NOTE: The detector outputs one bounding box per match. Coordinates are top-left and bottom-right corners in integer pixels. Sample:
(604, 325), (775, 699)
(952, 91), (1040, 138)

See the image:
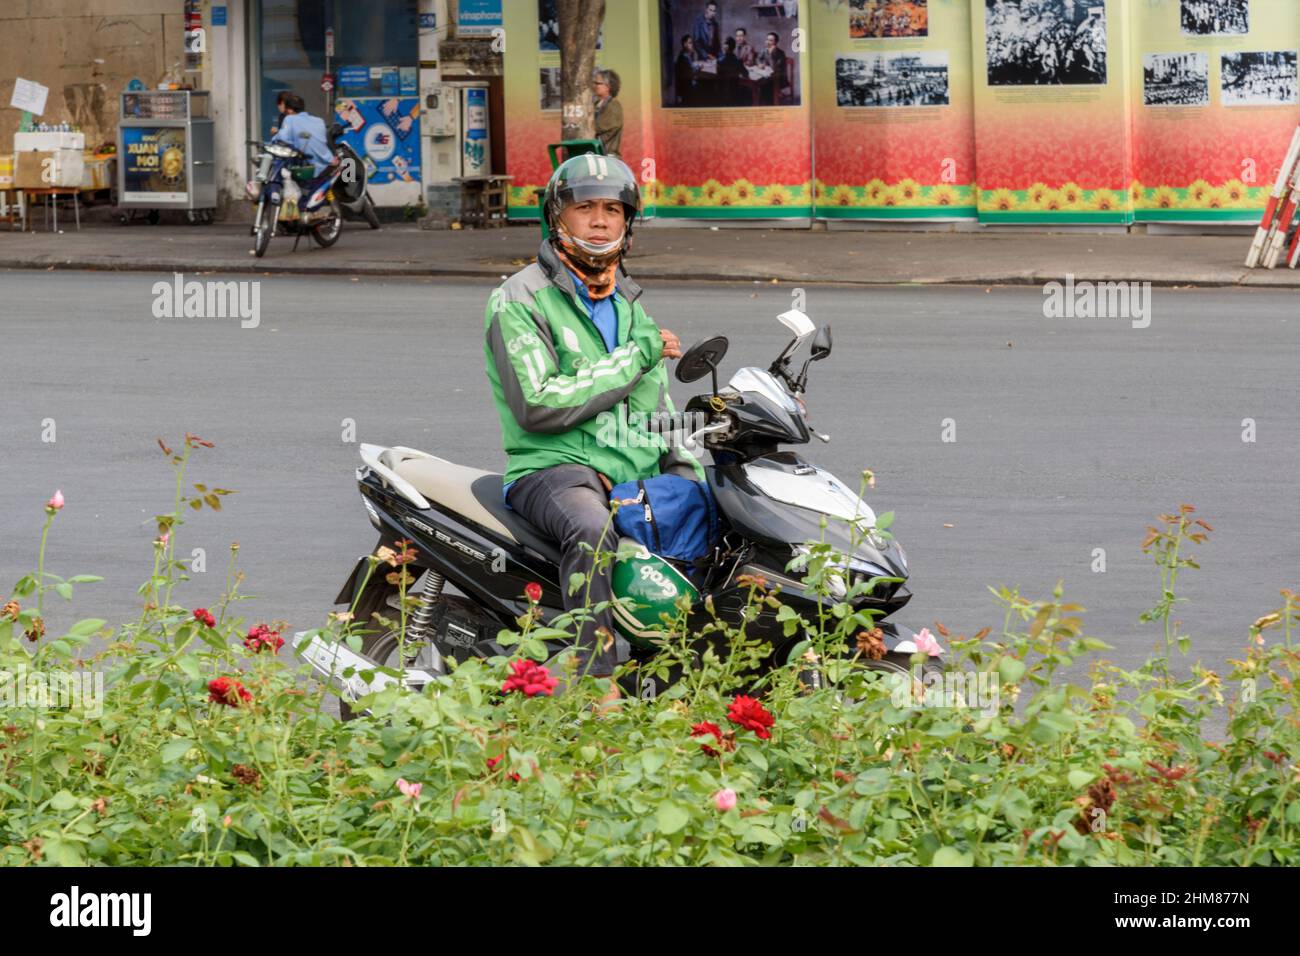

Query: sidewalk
(1, 219), (1296, 288)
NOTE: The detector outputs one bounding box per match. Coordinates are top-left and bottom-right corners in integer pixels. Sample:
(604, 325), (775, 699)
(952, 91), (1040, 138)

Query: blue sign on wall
(212, 5), (227, 26)
(337, 66), (371, 91)
(458, 0), (502, 37)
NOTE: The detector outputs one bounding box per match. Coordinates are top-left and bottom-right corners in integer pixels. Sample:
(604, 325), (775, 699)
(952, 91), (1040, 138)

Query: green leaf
(1067, 769), (1096, 790)
(176, 656), (202, 680)
(67, 618), (107, 637)
(874, 511), (894, 531)
(55, 582), (74, 601)
(67, 575), (103, 584)
(743, 824), (782, 847)
(161, 738), (193, 762)
(931, 846), (973, 867)
(998, 657), (1026, 684)
(232, 851), (261, 867)
(656, 801), (690, 835)
(49, 789), (79, 811)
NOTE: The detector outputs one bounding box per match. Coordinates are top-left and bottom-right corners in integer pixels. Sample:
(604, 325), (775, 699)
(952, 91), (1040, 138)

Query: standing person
(692, 1), (722, 61)
(592, 69), (623, 158)
(483, 155), (697, 683)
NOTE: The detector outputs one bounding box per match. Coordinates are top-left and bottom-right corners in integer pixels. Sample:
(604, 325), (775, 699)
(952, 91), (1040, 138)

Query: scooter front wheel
(252, 202), (272, 258)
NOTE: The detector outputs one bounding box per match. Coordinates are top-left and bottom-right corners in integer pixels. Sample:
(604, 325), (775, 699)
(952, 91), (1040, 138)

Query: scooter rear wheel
(310, 204), (342, 247)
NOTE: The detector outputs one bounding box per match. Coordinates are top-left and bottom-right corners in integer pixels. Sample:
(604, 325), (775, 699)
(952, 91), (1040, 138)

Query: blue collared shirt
(272, 112), (334, 175)
(569, 270), (620, 352)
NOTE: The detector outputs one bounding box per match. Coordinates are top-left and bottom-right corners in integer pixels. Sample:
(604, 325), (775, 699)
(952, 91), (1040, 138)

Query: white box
(14, 131), (86, 152)
(14, 149), (84, 189)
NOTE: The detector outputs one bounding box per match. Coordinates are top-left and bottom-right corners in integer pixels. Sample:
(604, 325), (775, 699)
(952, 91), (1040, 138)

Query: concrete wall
(0, 1), (186, 153)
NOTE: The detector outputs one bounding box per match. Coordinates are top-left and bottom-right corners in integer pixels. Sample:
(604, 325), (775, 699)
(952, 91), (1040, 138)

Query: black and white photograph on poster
(1143, 52), (1209, 106)
(836, 52), (950, 107)
(1181, 0), (1249, 37)
(659, 0), (802, 108)
(539, 0), (602, 51)
(985, 0), (1108, 87)
(848, 0), (929, 39)
(1221, 50), (1298, 106)
(539, 67), (562, 111)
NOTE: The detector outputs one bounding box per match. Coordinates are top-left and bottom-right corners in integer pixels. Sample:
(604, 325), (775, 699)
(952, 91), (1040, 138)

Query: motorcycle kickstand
(291, 229), (303, 252)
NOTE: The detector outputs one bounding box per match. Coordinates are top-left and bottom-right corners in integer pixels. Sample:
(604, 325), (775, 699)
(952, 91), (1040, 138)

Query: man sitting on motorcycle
(272, 93), (336, 221)
(484, 154), (701, 681)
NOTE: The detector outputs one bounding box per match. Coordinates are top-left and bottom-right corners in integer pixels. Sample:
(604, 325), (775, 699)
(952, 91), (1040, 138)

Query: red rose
(193, 608), (216, 628)
(524, 582), (543, 603)
(208, 676), (252, 707)
(690, 721), (724, 757)
(487, 755), (522, 781)
(244, 624), (284, 654)
(726, 695), (775, 740)
(501, 658), (558, 697)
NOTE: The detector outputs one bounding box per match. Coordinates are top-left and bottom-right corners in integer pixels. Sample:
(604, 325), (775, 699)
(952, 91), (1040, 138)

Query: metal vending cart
(116, 90), (216, 224)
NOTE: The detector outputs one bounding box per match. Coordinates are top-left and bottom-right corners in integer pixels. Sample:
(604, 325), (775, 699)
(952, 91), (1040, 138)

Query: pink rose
(914, 627), (944, 658)
(396, 778), (422, 802)
(46, 490), (64, 511)
(713, 788), (737, 812)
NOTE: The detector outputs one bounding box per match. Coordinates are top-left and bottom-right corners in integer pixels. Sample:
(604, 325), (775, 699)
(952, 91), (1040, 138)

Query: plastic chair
(539, 139), (606, 238)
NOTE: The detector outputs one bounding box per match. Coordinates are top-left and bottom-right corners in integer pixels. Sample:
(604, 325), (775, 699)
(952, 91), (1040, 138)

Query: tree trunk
(556, 0), (605, 141)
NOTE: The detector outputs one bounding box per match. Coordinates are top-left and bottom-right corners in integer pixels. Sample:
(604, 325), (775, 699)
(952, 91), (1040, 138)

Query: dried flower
(856, 627), (887, 660)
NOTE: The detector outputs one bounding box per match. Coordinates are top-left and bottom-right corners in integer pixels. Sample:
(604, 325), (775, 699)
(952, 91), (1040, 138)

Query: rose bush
(1, 440), (1297, 866)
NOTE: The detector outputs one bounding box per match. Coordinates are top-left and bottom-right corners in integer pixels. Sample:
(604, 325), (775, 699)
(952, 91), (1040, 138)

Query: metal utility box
(116, 90), (216, 220)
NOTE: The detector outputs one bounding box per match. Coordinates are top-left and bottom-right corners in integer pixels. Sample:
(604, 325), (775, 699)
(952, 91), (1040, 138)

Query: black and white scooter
(296, 311), (940, 715)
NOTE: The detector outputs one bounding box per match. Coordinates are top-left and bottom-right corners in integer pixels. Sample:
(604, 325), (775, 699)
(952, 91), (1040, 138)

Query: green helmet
(543, 153), (641, 241)
(610, 542), (699, 648)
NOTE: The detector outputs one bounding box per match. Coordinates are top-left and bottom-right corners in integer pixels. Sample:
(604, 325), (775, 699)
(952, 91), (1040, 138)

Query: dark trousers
(507, 464), (620, 676)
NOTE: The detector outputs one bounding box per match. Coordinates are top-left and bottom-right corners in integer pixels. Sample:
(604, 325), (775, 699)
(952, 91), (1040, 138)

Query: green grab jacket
(484, 241), (701, 488)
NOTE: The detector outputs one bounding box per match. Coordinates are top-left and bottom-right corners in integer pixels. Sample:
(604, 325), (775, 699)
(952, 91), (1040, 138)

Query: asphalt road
(2, 270), (1297, 683)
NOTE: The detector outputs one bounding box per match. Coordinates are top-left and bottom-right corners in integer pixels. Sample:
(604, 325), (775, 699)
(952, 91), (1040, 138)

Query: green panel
(817, 206), (978, 220)
(977, 211), (1134, 225)
(1134, 209), (1261, 222)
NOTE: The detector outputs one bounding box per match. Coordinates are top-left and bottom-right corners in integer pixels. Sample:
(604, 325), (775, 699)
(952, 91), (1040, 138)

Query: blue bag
(609, 474), (719, 563)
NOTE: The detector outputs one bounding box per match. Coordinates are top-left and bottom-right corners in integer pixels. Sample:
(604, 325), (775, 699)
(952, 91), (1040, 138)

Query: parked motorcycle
(295, 310), (941, 717)
(245, 123), (377, 258)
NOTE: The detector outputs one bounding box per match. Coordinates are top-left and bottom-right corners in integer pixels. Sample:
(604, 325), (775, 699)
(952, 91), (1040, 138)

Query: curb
(1, 257), (1296, 289)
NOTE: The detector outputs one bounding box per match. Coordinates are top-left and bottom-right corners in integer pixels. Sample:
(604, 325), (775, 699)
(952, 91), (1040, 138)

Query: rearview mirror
(676, 335), (729, 386)
(811, 324), (832, 361)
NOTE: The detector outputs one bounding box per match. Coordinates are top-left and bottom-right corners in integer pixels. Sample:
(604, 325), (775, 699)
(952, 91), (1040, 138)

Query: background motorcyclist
(272, 94), (337, 221)
(483, 154), (699, 683)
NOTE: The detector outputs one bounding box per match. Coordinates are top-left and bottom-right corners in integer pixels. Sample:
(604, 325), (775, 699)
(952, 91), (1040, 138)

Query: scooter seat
(469, 475), (563, 566)
(388, 451), (561, 564)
